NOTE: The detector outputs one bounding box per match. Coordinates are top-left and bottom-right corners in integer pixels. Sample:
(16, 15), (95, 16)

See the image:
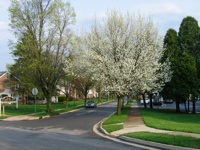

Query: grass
(102, 100), (132, 133)
(103, 124), (123, 133)
(3, 104), (47, 116)
(120, 107), (200, 149)
(103, 107), (131, 125)
(123, 132), (200, 149)
(102, 101), (200, 149)
(140, 108), (200, 134)
(0, 98), (109, 118)
(2, 101), (85, 116)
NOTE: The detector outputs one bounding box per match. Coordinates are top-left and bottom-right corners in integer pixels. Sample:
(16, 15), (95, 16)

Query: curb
(117, 136), (197, 150)
(99, 119), (198, 150)
(99, 114), (118, 138)
(97, 108), (199, 150)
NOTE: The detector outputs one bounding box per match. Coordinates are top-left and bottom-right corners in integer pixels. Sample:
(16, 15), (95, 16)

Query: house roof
(0, 71), (8, 78)
(0, 71), (19, 81)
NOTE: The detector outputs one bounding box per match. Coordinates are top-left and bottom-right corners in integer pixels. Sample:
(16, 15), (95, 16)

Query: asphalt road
(0, 101), (150, 150)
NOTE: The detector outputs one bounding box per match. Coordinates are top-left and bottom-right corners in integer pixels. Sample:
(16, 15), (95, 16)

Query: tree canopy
(9, 0), (76, 113)
(83, 10), (171, 114)
(161, 17), (200, 113)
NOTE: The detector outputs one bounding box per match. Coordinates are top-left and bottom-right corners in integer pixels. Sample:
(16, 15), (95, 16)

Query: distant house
(59, 85), (98, 100)
(0, 71), (19, 99)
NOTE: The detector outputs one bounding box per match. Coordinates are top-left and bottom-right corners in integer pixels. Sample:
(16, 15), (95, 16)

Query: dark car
(86, 100), (97, 108)
(152, 96), (162, 106)
(153, 100), (162, 106)
(163, 99), (173, 104)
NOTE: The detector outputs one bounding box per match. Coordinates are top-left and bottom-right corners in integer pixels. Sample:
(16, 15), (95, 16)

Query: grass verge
(102, 100), (132, 133)
(120, 107), (200, 149)
(123, 131), (200, 149)
(0, 98), (109, 119)
(102, 101), (200, 149)
(140, 108), (200, 134)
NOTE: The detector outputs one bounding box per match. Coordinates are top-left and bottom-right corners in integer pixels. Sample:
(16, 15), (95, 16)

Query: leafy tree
(161, 28), (199, 113)
(74, 76), (94, 106)
(178, 16), (199, 54)
(8, 0), (76, 113)
(161, 29), (181, 112)
(178, 16), (200, 113)
(83, 10), (171, 114)
(58, 75), (75, 109)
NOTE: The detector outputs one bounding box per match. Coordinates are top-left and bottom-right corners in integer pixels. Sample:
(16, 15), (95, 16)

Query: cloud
(162, 3), (182, 14)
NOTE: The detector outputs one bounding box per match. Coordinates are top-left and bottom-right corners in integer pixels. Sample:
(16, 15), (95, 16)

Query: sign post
(32, 88), (38, 113)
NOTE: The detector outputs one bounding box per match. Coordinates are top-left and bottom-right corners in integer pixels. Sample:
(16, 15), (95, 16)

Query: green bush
(58, 95), (77, 102)
(69, 96), (76, 101)
(58, 95), (65, 102)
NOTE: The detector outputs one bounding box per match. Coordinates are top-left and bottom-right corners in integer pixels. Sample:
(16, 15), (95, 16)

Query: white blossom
(82, 10), (171, 96)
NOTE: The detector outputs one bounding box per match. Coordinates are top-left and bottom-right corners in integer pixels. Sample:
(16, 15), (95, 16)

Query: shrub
(58, 95), (65, 102)
(69, 96), (76, 101)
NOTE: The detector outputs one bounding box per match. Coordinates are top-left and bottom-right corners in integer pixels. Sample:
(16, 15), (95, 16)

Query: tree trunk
(46, 94), (52, 114)
(142, 94), (147, 108)
(117, 95), (122, 115)
(149, 93), (153, 109)
(122, 97), (125, 109)
(107, 93), (109, 101)
(184, 101), (187, 113)
(98, 92), (101, 103)
(22, 95), (26, 104)
(84, 90), (87, 107)
(65, 94), (69, 109)
(176, 100), (180, 113)
(187, 99), (190, 113)
(192, 100), (196, 114)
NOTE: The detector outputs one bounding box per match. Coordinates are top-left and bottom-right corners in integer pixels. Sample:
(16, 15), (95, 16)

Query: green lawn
(140, 108), (200, 134)
(121, 108), (200, 149)
(123, 132), (200, 149)
(0, 98), (109, 118)
(102, 100), (132, 133)
(102, 102), (200, 149)
(103, 124), (123, 133)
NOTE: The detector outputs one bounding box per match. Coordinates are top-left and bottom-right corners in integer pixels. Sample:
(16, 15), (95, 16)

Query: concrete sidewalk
(2, 115), (39, 121)
(107, 101), (200, 150)
(111, 101), (200, 138)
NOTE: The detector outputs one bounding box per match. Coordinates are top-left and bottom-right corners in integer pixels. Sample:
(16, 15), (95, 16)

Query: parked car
(140, 98), (150, 105)
(163, 99), (173, 104)
(152, 96), (162, 106)
(86, 100), (97, 108)
(153, 100), (162, 106)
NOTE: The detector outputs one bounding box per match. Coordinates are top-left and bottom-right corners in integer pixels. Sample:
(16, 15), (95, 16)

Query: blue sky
(1, 0), (200, 71)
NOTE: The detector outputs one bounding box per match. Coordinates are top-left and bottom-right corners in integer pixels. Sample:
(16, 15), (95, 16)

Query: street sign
(32, 88), (38, 113)
(32, 88), (38, 95)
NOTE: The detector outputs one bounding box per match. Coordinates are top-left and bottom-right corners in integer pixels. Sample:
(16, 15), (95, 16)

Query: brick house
(0, 71), (19, 99)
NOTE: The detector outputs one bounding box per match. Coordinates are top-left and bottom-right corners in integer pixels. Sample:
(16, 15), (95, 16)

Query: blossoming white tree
(83, 10), (171, 114)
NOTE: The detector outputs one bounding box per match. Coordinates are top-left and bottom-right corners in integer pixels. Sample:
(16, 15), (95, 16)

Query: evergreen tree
(162, 27), (200, 113)
(161, 29), (182, 112)
(178, 16), (200, 113)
